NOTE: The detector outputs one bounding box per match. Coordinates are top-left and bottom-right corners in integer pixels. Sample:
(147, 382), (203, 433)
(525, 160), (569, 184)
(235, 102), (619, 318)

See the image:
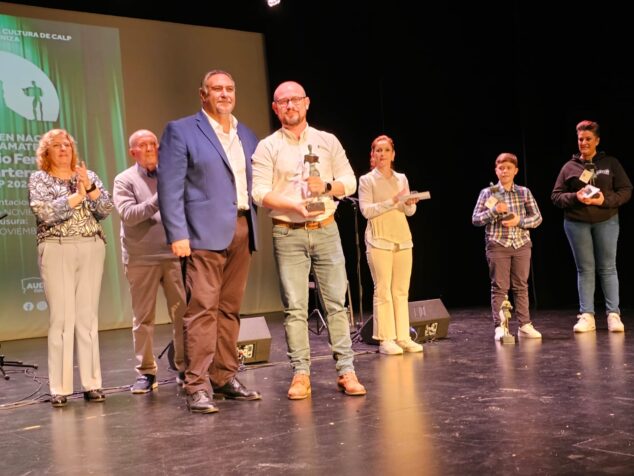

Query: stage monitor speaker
(408, 299), (450, 343)
(237, 316), (272, 364)
(165, 315), (272, 368)
(360, 298), (450, 345)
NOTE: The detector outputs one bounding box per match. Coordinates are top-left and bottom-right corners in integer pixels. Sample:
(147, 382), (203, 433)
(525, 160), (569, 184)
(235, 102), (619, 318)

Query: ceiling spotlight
(267, 0), (281, 6)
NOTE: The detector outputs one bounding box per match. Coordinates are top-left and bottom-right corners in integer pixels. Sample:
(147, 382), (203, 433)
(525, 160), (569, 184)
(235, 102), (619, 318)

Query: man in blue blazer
(157, 70), (261, 413)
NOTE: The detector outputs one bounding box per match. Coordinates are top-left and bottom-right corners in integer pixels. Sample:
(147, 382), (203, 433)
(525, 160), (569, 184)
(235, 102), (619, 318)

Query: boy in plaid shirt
(472, 153), (543, 340)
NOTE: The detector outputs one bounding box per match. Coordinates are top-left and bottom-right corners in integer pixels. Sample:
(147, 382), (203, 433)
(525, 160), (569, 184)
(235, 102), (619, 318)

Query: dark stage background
(9, 0), (633, 313)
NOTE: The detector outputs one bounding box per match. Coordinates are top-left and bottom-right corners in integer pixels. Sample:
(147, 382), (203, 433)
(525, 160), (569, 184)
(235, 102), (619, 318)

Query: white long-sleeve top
(252, 125), (356, 222)
(358, 168), (416, 250)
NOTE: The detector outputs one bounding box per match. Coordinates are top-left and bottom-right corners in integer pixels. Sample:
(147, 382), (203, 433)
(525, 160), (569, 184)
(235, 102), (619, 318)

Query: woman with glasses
(28, 128), (113, 407)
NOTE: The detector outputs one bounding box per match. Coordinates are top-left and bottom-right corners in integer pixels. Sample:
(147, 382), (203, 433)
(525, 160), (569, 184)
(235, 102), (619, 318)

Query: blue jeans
(563, 215), (620, 315)
(272, 222), (355, 376)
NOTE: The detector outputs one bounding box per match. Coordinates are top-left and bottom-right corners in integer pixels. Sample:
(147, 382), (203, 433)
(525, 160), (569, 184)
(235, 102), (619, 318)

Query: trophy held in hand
(579, 162), (600, 198)
(486, 182), (515, 221)
(304, 145), (325, 213)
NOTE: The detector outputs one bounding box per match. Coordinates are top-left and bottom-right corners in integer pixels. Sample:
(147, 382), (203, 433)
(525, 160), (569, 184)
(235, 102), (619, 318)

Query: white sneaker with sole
(379, 339), (403, 355)
(574, 313), (596, 333)
(607, 313), (625, 332)
(519, 323), (542, 339)
(494, 326), (505, 341)
(396, 339), (423, 353)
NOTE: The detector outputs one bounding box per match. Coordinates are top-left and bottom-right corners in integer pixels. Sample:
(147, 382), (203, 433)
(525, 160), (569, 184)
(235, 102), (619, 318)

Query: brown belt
(272, 214), (335, 230)
(237, 209), (249, 217)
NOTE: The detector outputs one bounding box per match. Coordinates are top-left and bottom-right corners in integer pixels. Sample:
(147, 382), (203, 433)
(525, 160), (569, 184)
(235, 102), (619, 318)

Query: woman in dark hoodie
(552, 120), (632, 333)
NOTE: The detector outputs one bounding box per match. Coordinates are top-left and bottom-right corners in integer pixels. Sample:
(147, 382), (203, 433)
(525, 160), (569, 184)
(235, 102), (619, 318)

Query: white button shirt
(252, 125), (356, 222)
(203, 110), (249, 210)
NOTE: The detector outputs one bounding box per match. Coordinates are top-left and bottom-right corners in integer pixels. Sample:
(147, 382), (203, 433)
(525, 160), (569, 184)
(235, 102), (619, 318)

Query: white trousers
(366, 246), (413, 341)
(38, 236), (105, 396)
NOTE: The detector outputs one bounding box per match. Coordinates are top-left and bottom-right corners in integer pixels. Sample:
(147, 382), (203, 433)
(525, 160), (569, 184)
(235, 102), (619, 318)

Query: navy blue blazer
(157, 111), (258, 252)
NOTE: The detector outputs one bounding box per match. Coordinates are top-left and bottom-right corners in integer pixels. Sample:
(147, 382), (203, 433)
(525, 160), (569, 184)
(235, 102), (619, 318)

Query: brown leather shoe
(287, 373), (311, 400)
(337, 372), (367, 396)
(186, 390), (219, 413)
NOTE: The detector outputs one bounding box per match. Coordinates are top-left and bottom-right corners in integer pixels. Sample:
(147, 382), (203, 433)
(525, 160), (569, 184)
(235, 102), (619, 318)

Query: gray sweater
(113, 164), (176, 265)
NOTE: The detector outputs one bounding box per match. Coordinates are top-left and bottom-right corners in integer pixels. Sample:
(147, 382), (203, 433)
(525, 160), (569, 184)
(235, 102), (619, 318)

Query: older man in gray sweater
(113, 129), (185, 393)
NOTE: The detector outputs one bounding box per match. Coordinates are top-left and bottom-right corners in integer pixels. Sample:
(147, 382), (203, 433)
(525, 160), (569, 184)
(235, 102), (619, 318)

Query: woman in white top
(358, 135), (422, 355)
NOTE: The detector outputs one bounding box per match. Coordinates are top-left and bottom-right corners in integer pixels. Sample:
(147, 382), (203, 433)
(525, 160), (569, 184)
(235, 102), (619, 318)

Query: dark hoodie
(551, 151), (632, 223)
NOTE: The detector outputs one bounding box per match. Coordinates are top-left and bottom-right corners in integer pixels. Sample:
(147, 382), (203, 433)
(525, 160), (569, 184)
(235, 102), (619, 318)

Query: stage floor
(1, 308), (633, 475)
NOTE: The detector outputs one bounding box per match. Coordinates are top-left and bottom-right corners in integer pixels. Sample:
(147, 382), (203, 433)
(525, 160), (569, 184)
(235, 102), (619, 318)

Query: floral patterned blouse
(28, 170), (114, 244)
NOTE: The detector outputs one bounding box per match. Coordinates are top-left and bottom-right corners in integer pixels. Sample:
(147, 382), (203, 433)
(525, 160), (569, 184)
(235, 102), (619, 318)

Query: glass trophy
(304, 145), (325, 213)
(488, 182), (515, 221)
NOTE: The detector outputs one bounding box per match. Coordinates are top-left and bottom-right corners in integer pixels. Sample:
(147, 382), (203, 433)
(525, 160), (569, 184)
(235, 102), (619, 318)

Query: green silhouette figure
(22, 80), (44, 120)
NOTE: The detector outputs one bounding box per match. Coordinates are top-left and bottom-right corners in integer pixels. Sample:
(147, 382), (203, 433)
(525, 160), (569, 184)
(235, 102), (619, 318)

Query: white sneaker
(519, 323), (542, 339)
(607, 313), (625, 332)
(396, 339), (423, 353)
(494, 326), (505, 341)
(379, 339), (403, 355)
(574, 313), (596, 333)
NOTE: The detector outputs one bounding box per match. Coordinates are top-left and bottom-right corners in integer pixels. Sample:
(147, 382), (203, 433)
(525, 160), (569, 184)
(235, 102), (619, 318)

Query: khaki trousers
(125, 260), (185, 376)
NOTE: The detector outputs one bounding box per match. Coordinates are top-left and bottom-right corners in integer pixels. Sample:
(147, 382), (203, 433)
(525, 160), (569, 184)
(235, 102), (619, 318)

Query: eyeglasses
(50, 141), (71, 149)
(275, 96), (306, 108)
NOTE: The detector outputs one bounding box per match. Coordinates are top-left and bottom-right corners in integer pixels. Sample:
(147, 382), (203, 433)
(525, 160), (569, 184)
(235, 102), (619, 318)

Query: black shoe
(176, 371), (185, 386)
(51, 395), (67, 407)
(83, 389), (106, 402)
(186, 390), (219, 413)
(213, 377), (262, 401)
(131, 374), (157, 394)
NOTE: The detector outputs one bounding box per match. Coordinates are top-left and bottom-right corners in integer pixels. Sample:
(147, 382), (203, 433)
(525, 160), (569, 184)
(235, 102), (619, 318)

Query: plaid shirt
(472, 182), (542, 248)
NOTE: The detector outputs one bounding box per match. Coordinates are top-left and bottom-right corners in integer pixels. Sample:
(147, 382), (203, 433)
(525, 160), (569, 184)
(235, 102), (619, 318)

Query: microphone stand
(342, 198), (364, 341)
(0, 344), (38, 380)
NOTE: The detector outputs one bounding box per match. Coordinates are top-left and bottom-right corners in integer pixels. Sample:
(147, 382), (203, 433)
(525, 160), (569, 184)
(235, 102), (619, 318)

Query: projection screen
(0, 2), (280, 340)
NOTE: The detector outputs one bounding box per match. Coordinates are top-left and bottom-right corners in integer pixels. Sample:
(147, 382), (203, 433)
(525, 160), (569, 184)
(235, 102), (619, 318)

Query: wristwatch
(86, 182), (97, 193)
(324, 182), (332, 194)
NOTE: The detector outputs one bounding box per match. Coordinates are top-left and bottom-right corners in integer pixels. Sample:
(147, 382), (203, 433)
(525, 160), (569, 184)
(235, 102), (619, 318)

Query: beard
(281, 110), (304, 127)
